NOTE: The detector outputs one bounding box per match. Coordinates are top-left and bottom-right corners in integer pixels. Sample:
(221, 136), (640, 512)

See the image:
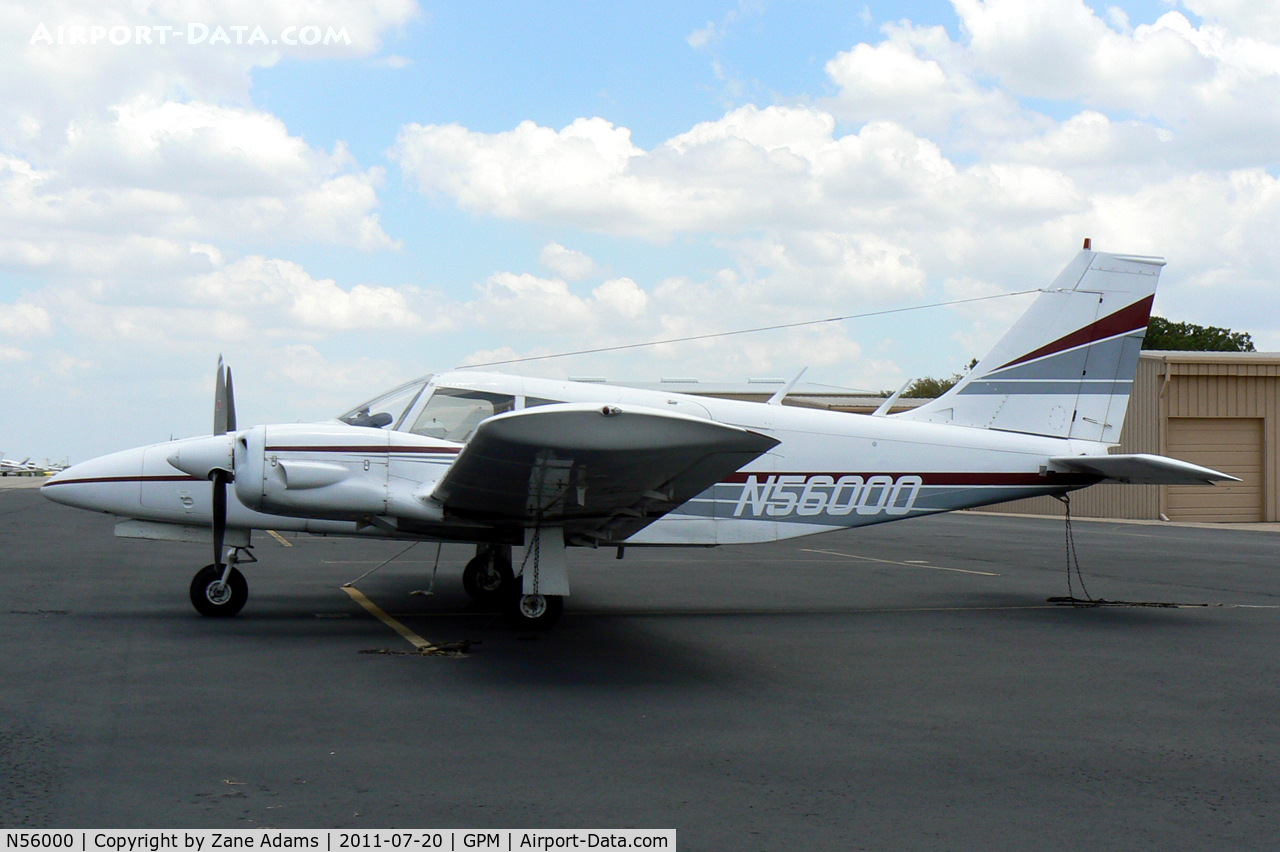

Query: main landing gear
(462, 546), (515, 607)
(189, 547), (254, 617)
(461, 544), (564, 630)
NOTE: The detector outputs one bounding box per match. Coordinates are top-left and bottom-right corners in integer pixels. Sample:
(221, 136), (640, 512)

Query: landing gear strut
(462, 546), (514, 607)
(503, 527), (566, 629)
(189, 547), (253, 617)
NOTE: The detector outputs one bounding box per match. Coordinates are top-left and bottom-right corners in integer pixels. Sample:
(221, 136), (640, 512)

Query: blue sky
(3, 0), (1278, 461)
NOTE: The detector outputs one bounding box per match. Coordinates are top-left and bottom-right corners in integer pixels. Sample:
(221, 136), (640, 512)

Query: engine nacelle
(234, 423), (454, 522)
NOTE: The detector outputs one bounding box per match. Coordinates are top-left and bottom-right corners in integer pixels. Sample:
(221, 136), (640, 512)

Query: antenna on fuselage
(873, 378), (912, 417)
(767, 366), (808, 406)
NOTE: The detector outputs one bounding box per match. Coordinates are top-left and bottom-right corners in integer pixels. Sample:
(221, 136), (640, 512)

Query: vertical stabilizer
(898, 250), (1164, 442)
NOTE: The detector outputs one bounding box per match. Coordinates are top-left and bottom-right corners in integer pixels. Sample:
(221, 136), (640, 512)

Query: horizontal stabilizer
(1047, 454), (1239, 485)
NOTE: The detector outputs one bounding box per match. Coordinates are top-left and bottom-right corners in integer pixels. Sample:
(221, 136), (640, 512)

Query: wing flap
(430, 403), (778, 538)
(1048, 453), (1240, 485)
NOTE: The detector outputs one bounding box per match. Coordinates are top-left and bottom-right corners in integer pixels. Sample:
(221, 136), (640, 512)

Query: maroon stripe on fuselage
(265, 445), (461, 454)
(996, 294), (1154, 371)
(720, 471), (1098, 486)
(42, 474), (202, 487)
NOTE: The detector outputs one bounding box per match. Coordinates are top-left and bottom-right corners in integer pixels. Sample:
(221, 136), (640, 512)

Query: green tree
(897, 359), (978, 398)
(1142, 316), (1255, 352)
(902, 374), (962, 398)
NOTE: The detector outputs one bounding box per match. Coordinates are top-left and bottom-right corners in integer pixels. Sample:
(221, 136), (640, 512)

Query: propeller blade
(214, 356), (228, 436)
(224, 367), (237, 433)
(212, 469), (228, 570)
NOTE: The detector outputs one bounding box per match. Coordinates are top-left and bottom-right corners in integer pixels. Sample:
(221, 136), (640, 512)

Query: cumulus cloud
(465, 271), (652, 339)
(10, 98), (394, 267)
(2, 0), (419, 150)
(470, 272), (596, 334)
(0, 345), (32, 362)
(951, 1), (1280, 167)
(0, 301), (52, 336)
(392, 0), (1280, 362)
(0, 0), (425, 460)
(1183, 0), (1280, 43)
(0, 108), (394, 328)
(821, 3), (1280, 172)
(954, 1), (1213, 105)
(392, 107), (946, 241)
(44, 259), (424, 352)
(591, 277), (647, 319)
(0, 1), (405, 314)
(190, 256), (419, 332)
(13, 0), (1280, 459)
(687, 21), (722, 49)
(539, 243), (598, 280)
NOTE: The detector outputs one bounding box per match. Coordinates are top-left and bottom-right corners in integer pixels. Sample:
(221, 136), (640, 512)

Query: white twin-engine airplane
(2, 455), (41, 476)
(43, 249), (1236, 628)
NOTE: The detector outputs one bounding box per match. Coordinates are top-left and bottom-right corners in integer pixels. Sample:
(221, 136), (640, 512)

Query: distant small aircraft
(1, 455), (45, 476)
(43, 248), (1235, 628)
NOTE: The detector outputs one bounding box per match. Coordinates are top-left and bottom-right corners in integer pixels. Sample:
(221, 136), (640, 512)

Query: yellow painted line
(801, 548), (1000, 577)
(267, 530), (293, 547)
(341, 586), (438, 653)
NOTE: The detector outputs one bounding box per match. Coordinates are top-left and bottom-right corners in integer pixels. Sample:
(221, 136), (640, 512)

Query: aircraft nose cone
(40, 447), (146, 513)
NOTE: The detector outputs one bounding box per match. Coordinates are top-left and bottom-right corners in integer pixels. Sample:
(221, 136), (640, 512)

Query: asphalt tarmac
(2, 483), (1279, 850)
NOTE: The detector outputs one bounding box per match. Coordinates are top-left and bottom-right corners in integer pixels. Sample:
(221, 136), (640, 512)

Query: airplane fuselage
(44, 371), (1104, 547)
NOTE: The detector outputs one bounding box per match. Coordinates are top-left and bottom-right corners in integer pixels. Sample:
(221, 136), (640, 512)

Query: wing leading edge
(429, 403), (780, 543)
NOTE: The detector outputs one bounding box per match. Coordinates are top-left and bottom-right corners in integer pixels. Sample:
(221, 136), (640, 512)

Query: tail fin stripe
(959, 380), (1132, 396)
(984, 332), (1138, 381)
(996, 294), (1153, 370)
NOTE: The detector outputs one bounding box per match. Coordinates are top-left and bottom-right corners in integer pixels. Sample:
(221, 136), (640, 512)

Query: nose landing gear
(189, 546), (254, 617)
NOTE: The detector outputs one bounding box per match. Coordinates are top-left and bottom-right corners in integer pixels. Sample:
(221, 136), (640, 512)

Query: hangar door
(1166, 417), (1264, 522)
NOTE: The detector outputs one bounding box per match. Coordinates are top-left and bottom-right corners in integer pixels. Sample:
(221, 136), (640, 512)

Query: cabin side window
(409, 388), (516, 442)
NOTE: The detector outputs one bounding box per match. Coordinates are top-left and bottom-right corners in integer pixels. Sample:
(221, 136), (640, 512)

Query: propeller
(212, 356), (236, 573)
(165, 358), (240, 576)
(214, 355), (236, 435)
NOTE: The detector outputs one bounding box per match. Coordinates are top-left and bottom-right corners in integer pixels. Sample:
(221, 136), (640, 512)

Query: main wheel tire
(462, 551), (514, 607)
(189, 564), (248, 617)
(504, 592), (563, 630)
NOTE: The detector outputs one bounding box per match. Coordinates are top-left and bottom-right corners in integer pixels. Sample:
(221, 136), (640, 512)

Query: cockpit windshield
(337, 377), (431, 429)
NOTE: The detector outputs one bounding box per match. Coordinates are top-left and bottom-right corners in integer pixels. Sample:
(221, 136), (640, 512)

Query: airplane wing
(428, 403), (779, 543)
(1047, 453), (1239, 485)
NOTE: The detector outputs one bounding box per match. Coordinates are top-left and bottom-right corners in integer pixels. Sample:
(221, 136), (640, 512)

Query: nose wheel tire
(505, 592), (563, 630)
(190, 564), (248, 617)
(462, 551), (514, 607)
